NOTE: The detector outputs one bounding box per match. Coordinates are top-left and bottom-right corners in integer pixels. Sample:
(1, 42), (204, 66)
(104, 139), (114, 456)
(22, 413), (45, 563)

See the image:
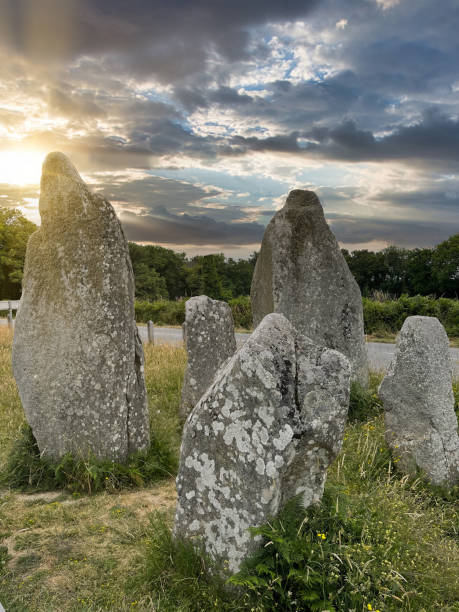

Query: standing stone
(180, 295), (236, 420)
(174, 313), (350, 573)
(251, 189), (368, 386)
(12, 152), (150, 462)
(379, 316), (459, 487)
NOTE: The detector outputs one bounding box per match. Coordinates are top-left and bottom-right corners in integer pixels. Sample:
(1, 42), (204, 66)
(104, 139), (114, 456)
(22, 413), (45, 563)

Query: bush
(134, 295), (459, 337)
(135, 296), (254, 330)
(229, 295), (252, 329)
(231, 418), (459, 611)
(135, 299), (186, 326)
(363, 295), (459, 337)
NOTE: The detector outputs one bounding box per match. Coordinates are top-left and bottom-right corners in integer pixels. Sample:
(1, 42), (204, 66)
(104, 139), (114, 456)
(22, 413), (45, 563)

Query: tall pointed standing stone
(379, 316), (459, 487)
(12, 152), (150, 462)
(251, 189), (368, 386)
(180, 295), (236, 420)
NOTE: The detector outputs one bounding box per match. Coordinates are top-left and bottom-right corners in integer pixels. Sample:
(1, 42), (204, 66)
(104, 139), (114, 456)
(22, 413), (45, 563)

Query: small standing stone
(379, 316), (459, 487)
(180, 295), (236, 420)
(174, 313), (350, 573)
(251, 189), (368, 386)
(12, 152), (150, 462)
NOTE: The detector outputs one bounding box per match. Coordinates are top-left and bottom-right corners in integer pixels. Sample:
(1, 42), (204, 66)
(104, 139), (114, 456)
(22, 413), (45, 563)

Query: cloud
(0, 0), (320, 81)
(119, 208), (265, 246)
(228, 111), (459, 170)
(0, 183), (39, 207)
(328, 213), (454, 249)
(0, 0), (459, 252)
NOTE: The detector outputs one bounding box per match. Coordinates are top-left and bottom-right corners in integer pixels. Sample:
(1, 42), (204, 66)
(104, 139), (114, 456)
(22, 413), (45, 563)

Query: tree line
(130, 236), (459, 301)
(0, 207), (458, 300)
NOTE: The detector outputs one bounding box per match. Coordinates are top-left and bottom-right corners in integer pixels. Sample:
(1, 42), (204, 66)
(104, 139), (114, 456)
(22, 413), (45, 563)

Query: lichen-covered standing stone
(12, 152), (150, 462)
(251, 189), (368, 386)
(180, 295), (236, 420)
(379, 316), (459, 486)
(174, 313), (350, 573)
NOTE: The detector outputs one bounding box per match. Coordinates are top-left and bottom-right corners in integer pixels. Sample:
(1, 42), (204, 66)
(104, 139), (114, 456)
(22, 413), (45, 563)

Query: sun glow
(0, 150), (46, 186)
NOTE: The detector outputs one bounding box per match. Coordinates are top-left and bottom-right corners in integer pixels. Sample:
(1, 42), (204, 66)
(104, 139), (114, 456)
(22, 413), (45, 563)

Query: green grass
(348, 372), (384, 423)
(1, 327), (458, 611)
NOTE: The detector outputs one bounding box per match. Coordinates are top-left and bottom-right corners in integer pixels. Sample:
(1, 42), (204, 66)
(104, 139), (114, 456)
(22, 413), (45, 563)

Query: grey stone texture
(12, 152), (150, 462)
(251, 189), (368, 386)
(180, 295), (236, 420)
(174, 313), (350, 573)
(379, 316), (459, 487)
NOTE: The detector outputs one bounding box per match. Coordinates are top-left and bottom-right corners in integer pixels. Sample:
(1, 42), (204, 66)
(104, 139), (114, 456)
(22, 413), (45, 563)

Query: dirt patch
(17, 491), (63, 503)
(113, 479), (177, 517)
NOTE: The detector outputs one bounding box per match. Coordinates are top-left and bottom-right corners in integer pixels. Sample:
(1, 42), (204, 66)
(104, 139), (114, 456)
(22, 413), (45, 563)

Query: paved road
(136, 324), (459, 376)
(2, 319), (458, 375)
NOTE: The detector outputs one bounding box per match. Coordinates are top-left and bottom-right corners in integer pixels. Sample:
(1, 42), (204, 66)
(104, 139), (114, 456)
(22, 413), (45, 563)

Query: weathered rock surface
(174, 313), (350, 573)
(379, 316), (459, 486)
(251, 189), (368, 386)
(12, 152), (150, 462)
(180, 295), (236, 420)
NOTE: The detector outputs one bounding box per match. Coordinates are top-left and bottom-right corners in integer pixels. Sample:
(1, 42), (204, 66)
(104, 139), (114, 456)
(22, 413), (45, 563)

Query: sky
(0, 0), (458, 257)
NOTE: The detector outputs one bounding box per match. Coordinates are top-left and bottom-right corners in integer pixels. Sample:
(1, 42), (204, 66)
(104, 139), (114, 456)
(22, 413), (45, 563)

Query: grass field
(0, 327), (458, 611)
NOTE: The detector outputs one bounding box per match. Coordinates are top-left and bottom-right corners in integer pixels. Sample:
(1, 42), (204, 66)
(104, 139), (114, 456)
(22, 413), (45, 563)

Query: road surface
(137, 325), (459, 376)
(2, 319), (458, 375)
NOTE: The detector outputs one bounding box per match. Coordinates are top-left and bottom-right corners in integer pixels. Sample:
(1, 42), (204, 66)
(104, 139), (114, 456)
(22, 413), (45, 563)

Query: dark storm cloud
(92, 174), (219, 211)
(370, 189), (459, 213)
(230, 111), (459, 168)
(327, 213), (455, 249)
(47, 87), (103, 119)
(0, 0), (320, 80)
(119, 208), (265, 246)
(1, 0), (459, 251)
(309, 111), (459, 167)
(87, 171), (270, 246)
(91, 171), (272, 225)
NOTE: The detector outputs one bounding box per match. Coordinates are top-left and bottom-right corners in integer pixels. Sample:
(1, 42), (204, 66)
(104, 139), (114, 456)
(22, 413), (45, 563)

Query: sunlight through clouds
(0, 151), (46, 186)
(0, 0), (457, 254)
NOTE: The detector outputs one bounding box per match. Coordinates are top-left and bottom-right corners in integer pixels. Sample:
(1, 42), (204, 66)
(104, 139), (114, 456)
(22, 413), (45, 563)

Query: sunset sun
(0, 150), (46, 186)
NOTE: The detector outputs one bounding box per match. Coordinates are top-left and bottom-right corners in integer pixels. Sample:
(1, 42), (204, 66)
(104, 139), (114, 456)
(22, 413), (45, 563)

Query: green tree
(405, 248), (435, 295)
(224, 253), (257, 297)
(432, 234), (459, 297)
(380, 246), (409, 295)
(128, 243), (188, 300)
(0, 207), (37, 299)
(186, 254), (230, 300)
(134, 263), (168, 300)
(343, 249), (387, 296)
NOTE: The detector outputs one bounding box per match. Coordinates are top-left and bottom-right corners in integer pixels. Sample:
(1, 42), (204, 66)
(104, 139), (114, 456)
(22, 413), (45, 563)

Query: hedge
(135, 295), (459, 336)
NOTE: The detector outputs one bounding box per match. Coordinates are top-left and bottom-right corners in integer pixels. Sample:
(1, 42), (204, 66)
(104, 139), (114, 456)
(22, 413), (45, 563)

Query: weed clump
(2, 422), (177, 494)
(229, 418), (459, 611)
(348, 371), (383, 422)
(140, 512), (246, 611)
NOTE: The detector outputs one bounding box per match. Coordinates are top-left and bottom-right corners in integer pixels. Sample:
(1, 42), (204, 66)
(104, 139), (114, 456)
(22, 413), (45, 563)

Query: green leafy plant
(140, 512), (246, 611)
(348, 373), (383, 423)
